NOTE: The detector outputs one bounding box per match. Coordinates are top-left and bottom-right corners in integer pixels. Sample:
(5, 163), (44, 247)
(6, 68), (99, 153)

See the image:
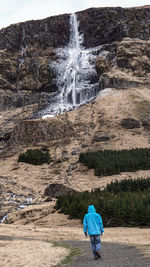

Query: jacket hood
(88, 205), (96, 213)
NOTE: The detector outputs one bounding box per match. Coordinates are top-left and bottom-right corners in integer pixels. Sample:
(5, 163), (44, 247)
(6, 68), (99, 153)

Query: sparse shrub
(18, 148), (52, 165)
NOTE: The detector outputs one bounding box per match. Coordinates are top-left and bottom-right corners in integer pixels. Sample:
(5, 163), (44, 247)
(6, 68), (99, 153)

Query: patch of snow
(42, 114), (54, 119)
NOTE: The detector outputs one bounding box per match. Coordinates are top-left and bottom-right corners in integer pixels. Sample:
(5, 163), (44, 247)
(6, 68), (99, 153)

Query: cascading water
(18, 27), (26, 71)
(0, 192), (33, 224)
(59, 13), (83, 106)
(41, 13), (101, 118)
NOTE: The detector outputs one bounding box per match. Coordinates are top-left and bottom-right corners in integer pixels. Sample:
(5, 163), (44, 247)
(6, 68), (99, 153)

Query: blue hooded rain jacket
(83, 205), (104, 236)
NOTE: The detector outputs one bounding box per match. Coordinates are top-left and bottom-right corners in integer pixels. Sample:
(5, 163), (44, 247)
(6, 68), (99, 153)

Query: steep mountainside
(1, 87), (150, 224)
(0, 6), (150, 224)
(0, 6), (150, 149)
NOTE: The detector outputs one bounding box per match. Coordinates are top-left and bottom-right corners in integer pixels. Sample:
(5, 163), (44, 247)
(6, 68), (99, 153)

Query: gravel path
(59, 240), (150, 267)
(1, 235), (149, 266)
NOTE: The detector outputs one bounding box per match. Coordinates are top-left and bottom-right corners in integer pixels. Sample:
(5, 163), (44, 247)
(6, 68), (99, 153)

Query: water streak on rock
(18, 27), (26, 71)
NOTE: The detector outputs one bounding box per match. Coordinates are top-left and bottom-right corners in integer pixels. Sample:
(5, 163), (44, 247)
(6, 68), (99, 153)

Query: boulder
(44, 183), (78, 198)
(121, 118), (140, 129)
(93, 134), (111, 142)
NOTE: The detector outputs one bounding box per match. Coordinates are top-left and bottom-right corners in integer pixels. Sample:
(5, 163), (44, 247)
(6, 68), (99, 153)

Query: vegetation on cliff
(79, 148), (150, 176)
(56, 178), (150, 227)
(18, 147), (51, 165)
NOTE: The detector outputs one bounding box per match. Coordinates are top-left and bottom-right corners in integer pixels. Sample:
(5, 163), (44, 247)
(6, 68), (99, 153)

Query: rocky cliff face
(0, 7), (149, 51)
(0, 6), (150, 112)
(0, 6), (150, 152)
(99, 38), (150, 89)
(0, 13), (70, 111)
(78, 7), (150, 48)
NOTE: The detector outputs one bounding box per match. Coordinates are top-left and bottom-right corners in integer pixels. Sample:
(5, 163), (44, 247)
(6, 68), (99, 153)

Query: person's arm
(83, 215), (88, 236)
(99, 215), (104, 235)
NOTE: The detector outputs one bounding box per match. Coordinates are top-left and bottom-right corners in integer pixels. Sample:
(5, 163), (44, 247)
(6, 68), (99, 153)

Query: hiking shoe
(96, 251), (101, 258)
(94, 257), (99, 260)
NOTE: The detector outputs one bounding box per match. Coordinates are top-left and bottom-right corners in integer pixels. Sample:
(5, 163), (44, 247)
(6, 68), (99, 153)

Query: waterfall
(17, 27), (27, 89)
(41, 13), (101, 118)
(0, 193), (33, 224)
(60, 13), (83, 106)
(18, 27), (26, 71)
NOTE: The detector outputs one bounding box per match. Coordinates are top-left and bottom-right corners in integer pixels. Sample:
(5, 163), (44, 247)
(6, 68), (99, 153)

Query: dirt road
(59, 240), (150, 267)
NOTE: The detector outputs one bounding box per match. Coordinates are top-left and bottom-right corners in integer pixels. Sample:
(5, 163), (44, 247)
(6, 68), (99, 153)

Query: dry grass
(0, 239), (69, 267)
(0, 225), (150, 265)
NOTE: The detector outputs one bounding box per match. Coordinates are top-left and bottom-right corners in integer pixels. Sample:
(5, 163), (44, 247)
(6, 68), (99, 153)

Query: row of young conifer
(79, 148), (150, 176)
(56, 178), (150, 227)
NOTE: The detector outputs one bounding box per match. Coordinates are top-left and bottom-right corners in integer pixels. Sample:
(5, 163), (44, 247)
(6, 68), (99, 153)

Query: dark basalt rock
(121, 118), (141, 129)
(0, 7), (150, 52)
(100, 74), (145, 90)
(93, 134), (111, 142)
(0, 14), (70, 50)
(77, 7), (150, 48)
(40, 83), (58, 93)
(44, 183), (78, 198)
(0, 89), (47, 111)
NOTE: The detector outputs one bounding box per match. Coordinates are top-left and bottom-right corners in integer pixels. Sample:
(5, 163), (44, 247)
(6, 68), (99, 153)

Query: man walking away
(83, 205), (104, 260)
